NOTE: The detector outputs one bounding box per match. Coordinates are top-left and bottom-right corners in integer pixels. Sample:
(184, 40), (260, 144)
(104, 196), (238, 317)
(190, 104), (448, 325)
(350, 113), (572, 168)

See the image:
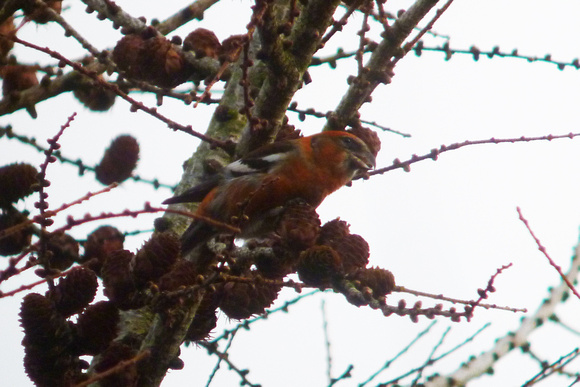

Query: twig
(395, 284), (526, 313)
(35, 113), (77, 290)
(380, 323), (491, 386)
(323, 0), (442, 132)
(33, 0), (102, 58)
(411, 326), (451, 386)
(424, 244), (580, 386)
(414, 41), (580, 71)
(156, 0), (220, 35)
(517, 206), (580, 301)
(397, 0), (454, 64)
(205, 330), (238, 387)
(322, 299), (333, 386)
(359, 321), (437, 386)
(370, 132), (580, 177)
(210, 290), (320, 344)
(6, 35), (228, 149)
(286, 103), (411, 137)
(548, 314), (580, 336)
(199, 341), (260, 387)
(329, 364), (353, 386)
(0, 260), (96, 298)
(56, 203), (241, 235)
(320, 0), (362, 46)
(0, 202), (241, 286)
(522, 348), (580, 386)
(0, 183), (118, 243)
(0, 126), (174, 189)
(74, 350), (151, 387)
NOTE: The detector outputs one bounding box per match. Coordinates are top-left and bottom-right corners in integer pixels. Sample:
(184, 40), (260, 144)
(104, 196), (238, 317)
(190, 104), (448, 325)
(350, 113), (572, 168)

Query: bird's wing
(225, 140), (296, 177)
(162, 176), (221, 204)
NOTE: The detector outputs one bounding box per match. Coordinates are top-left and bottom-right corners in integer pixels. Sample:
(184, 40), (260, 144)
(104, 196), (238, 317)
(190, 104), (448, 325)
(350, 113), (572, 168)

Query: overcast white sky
(1, 1), (580, 386)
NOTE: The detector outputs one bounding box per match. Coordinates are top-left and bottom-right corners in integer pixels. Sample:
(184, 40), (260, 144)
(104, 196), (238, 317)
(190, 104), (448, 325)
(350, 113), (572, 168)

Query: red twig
(470, 263), (513, 310)
(73, 350), (151, 387)
(371, 132), (580, 176)
(517, 206), (580, 301)
(6, 34), (227, 149)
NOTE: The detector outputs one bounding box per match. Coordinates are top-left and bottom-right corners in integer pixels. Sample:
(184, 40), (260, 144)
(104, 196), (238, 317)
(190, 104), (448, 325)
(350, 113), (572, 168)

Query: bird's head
(312, 131), (376, 180)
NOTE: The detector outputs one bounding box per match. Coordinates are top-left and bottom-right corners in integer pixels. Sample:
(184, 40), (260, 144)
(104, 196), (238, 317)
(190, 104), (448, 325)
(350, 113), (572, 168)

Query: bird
(163, 131), (376, 264)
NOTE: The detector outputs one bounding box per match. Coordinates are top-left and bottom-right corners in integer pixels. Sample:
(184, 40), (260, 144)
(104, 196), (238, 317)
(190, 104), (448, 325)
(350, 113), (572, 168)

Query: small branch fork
(517, 206), (580, 301)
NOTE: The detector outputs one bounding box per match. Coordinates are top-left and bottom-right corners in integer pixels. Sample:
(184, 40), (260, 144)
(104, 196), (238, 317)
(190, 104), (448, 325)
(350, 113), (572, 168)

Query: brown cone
(75, 301), (120, 355)
(219, 277), (281, 320)
(93, 343), (138, 387)
(353, 267), (396, 297)
(332, 234), (370, 273)
(0, 16), (15, 59)
(95, 135), (139, 185)
(1, 65), (39, 95)
(44, 232), (79, 271)
(0, 210), (34, 256)
(318, 218), (350, 244)
(297, 245), (342, 288)
(347, 126), (381, 158)
(82, 225), (125, 275)
(0, 163), (38, 208)
(218, 34), (247, 63)
(22, 0), (62, 24)
(73, 75), (116, 112)
(48, 266), (98, 317)
(157, 259), (198, 292)
(183, 28), (221, 59)
(133, 232), (180, 286)
(113, 30), (189, 88)
(277, 199), (320, 251)
(101, 249), (144, 310)
(185, 292), (220, 341)
(20, 293), (77, 387)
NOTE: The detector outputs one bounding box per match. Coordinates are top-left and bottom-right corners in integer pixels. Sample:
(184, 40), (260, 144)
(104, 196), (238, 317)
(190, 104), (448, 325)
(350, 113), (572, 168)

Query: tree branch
(423, 241), (580, 386)
(324, 0), (441, 131)
(237, 0), (342, 154)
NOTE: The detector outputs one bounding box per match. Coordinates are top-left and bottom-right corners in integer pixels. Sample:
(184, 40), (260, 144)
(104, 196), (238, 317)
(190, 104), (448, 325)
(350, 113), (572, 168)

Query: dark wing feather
(162, 176), (221, 204)
(225, 140), (296, 177)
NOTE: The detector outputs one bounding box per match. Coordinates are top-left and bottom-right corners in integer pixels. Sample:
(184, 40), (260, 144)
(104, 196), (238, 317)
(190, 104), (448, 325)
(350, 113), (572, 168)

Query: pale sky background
(1, 1), (580, 386)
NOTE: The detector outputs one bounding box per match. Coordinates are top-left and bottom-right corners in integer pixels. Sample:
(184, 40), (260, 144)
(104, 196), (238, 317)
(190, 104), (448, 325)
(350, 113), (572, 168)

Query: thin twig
(6, 35), (227, 149)
(359, 321), (437, 386)
(209, 290), (320, 344)
(0, 126), (174, 189)
(395, 285), (526, 313)
(522, 348), (580, 386)
(411, 326), (451, 386)
(322, 299), (333, 386)
(370, 132), (580, 177)
(74, 350), (151, 387)
(380, 323), (491, 386)
(517, 206), (580, 301)
(199, 341), (260, 387)
(397, 0), (454, 63)
(205, 330), (238, 387)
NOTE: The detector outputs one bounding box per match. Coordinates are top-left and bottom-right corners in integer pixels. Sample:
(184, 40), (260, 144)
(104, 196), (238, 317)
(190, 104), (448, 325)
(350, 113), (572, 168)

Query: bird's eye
(341, 136), (357, 149)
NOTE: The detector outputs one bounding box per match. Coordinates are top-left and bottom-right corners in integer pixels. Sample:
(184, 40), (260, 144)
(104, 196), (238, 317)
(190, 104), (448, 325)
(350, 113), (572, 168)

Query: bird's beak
(355, 149), (376, 171)
(351, 149), (376, 180)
